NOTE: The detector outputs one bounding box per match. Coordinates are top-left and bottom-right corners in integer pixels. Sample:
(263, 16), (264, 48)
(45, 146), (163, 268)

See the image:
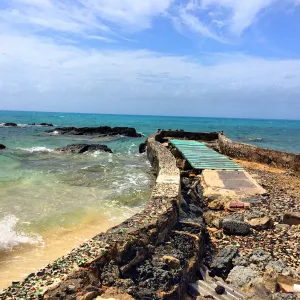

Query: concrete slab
(201, 170), (266, 203)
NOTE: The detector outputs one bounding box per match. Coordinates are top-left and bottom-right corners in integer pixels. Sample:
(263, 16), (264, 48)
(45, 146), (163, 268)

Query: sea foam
(18, 147), (54, 153)
(0, 215), (42, 251)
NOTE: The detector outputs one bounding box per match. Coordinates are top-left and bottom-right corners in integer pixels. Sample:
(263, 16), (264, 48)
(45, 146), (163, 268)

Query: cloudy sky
(0, 0), (300, 119)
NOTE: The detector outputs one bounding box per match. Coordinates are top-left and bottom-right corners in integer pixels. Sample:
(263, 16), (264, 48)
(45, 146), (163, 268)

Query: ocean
(0, 110), (300, 288)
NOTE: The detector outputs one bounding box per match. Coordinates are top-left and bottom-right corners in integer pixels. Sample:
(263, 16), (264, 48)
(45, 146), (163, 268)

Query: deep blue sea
(0, 110), (299, 288)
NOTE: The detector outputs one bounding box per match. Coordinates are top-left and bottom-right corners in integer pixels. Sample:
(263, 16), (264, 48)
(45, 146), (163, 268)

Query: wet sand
(0, 215), (120, 290)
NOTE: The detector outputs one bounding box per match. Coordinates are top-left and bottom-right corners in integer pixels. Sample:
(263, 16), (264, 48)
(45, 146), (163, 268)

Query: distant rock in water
(46, 126), (143, 137)
(4, 122), (17, 127)
(0, 144), (6, 150)
(55, 144), (113, 154)
(40, 123), (53, 127)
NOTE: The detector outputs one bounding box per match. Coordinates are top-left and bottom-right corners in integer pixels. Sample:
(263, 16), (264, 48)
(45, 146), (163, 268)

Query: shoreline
(1, 130), (300, 299)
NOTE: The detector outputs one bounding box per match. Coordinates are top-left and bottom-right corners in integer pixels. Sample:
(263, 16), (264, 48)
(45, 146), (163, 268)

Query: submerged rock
(55, 144), (113, 154)
(0, 144), (6, 150)
(46, 126), (143, 137)
(4, 122), (17, 127)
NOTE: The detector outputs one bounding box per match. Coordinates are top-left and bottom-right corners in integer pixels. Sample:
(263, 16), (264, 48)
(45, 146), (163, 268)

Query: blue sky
(0, 0), (300, 119)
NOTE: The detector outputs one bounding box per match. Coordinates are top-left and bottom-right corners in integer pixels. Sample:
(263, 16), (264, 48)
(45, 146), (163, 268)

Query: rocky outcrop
(55, 144), (113, 154)
(3, 122), (17, 127)
(46, 126), (143, 137)
(139, 142), (147, 153)
(0, 144), (6, 150)
(40, 123), (54, 126)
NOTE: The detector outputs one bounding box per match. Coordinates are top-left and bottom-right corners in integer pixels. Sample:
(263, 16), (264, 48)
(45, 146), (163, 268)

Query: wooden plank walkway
(170, 139), (243, 171)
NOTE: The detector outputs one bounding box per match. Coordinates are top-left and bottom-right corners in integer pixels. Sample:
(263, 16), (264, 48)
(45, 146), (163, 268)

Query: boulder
(227, 266), (258, 288)
(222, 219), (251, 236)
(4, 122), (17, 127)
(0, 144), (6, 150)
(46, 126), (143, 137)
(40, 123), (53, 127)
(55, 144), (113, 154)
(247, 216), (274, 231)
(203, 211), (222, 229)
(210, 246), (239, 278)
(139, 142), (147, 153)
(282, 211), (300, 226)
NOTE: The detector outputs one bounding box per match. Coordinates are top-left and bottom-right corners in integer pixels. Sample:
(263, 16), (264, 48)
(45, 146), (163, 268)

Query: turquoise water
(0, 110), (299, 287)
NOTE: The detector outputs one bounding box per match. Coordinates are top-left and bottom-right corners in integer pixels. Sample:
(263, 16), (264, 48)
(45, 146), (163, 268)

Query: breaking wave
(0, 215), (43, 251)
(18, 147), (54, 153)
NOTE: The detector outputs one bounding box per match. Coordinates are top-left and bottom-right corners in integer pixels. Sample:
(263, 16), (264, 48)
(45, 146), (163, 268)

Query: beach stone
(283, 212), (300, 226)
(4, 122), (17, 127)
(249, 249), (271, 264)
(210, 246), (239, 278)
(82, 291), (99, 300)
(227, 266), (258, 288)
(208, 198), (225, 210)
(215, 285), (225, 295)
(0, 144), (6, 150)
(247, 216), (274, 231)
(222, 219), (251, 236)
(266, 260), (287, 273)
(270, 294), (297, 300)
(203, 211), (222, 229)
(55, 144), (113, 154)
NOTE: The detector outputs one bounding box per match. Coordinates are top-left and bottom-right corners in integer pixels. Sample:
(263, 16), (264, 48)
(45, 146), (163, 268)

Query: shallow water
(0, 110), (300, 289)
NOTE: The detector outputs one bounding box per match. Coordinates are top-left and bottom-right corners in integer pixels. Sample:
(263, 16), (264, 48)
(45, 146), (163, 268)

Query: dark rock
(4, 122), (17, 127)
(0, 144), (6, 150)
(46, 126), (143, 137)
(282, 211), (300, 225)
(55, 144), (113, 154)
(222, 219), (251, 236)
(210, 246), (239, 278)
(139, 142), (147, 153)
(249, 249), (271, 264)
(215, 285), (225, 295)
(40, 123), (53, 127)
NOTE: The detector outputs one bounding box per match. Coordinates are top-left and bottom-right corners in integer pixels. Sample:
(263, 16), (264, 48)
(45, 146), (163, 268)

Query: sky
(0, 0), (300, 119)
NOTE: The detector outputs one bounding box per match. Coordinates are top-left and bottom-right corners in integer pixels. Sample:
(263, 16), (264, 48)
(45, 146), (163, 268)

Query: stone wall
(155, 130), (220, 142)
(218, 133), (300, 171)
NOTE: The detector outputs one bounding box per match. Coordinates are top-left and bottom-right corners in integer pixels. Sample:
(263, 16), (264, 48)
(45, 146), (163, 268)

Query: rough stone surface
(283, 211), (300, 226)
(247, 216), (274, 230)
(227, 266), (258, 288)
(210, 246), (239, 278)
(222, 219), (251, 236)
(55, 144), (113, 154)
(46, 126), (143, 137)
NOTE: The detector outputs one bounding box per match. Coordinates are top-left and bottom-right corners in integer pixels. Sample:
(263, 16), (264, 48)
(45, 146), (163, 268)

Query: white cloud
(175, 0), (279, 41)
(0, 0), (173, 41)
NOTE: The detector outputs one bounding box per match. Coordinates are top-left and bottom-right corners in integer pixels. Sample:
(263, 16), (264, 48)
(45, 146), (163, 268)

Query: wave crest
(0, 215), (43, 251)
(18, 147), (54, 153)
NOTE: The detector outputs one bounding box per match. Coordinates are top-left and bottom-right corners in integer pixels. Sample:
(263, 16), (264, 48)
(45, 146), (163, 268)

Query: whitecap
(18, 147), (54, 153)
(0, 215), (43, 251)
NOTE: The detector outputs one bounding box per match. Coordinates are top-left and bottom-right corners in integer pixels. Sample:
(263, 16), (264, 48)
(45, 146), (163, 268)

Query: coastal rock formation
(4, 122), (17, 127)
(0, 144), (6, 150)
(46, 126), (143, 137)
(55, 144), (113, 154)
